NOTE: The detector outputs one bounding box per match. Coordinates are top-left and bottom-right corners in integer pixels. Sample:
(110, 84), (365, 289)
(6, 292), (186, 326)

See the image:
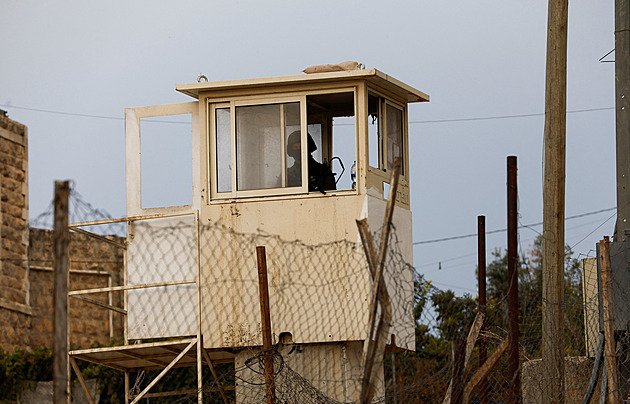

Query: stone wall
(0, 113), (31, 351)
(28, 228), (124, 349)
(0, 114), (124, 352)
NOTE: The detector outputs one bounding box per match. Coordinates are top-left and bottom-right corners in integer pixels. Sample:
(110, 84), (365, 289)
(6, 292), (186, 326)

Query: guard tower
(69, 67), (429, 403)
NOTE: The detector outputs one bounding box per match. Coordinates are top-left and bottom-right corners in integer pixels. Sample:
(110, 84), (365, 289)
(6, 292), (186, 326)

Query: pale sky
(0, 0), (617, 295)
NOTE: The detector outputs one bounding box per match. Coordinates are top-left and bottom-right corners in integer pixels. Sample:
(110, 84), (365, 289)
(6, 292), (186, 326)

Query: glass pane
(368, 94), (381, 169)
(236, 104), (283, 191)
(215, 108), (231, 193)
(368, 114), (380, 169)
(307, 123), (322, 163)
(285, 103), (302, 187)
(331, 116), (355, 190)
(386, 104), (403, 173)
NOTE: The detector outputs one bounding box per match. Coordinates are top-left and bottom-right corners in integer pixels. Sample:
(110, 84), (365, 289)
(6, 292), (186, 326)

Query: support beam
(129, 340), (196, 404)
(202, 349), (230, 404)
(70, 226), (127, 249)
(68, 279), (195, 296)
(131, 385), (235, 399)
(70, 295), (127, 315)
(69, 357), (95, 404)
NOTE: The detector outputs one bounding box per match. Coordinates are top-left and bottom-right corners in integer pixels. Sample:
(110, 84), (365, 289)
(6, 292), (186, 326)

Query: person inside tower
(286, 130), (336, 193)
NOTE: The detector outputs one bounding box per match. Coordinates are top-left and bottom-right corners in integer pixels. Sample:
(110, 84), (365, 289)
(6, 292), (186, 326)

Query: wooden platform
(69, 338), (235, 372)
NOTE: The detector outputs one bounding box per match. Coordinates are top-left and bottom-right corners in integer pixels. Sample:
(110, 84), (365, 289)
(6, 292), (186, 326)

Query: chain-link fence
(12, 190), (630, 403)
(64, 213), (416, 403)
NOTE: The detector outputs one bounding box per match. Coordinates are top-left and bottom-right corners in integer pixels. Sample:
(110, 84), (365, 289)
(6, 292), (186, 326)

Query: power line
(1, 103), (614, 125)
(0, 104), (190, 124)
(413, 207), (616, 245)
(409, 107), (614, 124)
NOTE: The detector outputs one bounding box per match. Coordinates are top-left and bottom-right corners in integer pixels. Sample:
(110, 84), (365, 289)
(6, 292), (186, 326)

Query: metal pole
(542, 0), (568, 400)
(477, 215), (488, 404)
(615, 0), (630, 242)
(507, 156), (521, 404)
(53, 181), (70, 404)
(256, 246), (275, 404)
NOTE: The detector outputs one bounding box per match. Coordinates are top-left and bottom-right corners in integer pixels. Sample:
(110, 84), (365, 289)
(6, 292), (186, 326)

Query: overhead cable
(0, 104), (614, 125)
(413, 207), (617, 245)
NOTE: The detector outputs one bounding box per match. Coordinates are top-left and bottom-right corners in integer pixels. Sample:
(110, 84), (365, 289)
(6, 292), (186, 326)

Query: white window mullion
(230, 102), (237, 197)
(300, 96), (308, 192)
(280, 104), (286, 188)
(380, 98), (387, 172)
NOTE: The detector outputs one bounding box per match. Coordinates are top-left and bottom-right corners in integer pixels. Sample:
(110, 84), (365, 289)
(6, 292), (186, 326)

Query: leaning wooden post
(444, 311), (485, 404)
(600, 237), (621, 403)
(451, 337), (466, 404)
(53, 181), (70, 404)
(358, 158), (401, 404)
(256, 246), (275, 404)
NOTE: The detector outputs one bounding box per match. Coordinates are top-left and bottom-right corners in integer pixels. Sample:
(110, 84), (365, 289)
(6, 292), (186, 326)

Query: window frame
(384, 100), (405, 176)
(207, 88), (359, 201)
(208, 95), (309, 200)
(367, 91), (408, 179)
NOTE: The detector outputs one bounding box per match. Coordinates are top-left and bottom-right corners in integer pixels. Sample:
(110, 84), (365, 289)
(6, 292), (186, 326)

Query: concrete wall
(235, 341), (383, 403)
(199, 193), (415, 350)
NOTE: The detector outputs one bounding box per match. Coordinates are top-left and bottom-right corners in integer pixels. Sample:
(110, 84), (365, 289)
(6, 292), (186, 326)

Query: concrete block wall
(0, 113), (31, 351)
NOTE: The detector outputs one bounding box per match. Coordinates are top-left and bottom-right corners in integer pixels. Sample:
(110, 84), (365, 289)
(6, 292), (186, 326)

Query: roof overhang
(176, 69), (429, 104)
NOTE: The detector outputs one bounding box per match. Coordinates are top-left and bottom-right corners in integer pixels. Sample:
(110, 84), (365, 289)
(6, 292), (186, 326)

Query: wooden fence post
(600, 237), (621, 403)
(53, 181), (70, 404)
(256, 246), (275, 404)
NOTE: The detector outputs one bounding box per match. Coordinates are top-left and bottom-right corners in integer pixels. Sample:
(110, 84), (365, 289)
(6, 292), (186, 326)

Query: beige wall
(199, 193), (415, 351)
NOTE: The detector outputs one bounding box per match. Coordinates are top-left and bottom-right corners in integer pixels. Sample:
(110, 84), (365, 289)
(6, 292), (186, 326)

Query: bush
(0, 347), (53, 401)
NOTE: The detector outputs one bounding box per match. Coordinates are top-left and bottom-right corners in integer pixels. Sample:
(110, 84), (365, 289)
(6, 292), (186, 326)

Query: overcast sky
(0, 1), (618, 295)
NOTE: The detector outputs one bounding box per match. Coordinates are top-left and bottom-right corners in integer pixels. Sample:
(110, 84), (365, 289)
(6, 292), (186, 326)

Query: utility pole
(541, 0), (568, 402)
(615, 0), (630, 242)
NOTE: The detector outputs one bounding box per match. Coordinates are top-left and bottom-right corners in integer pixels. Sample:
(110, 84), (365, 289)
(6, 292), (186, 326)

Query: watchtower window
(209, 91), (356, 199)
(306, 91), (356, 190)
(236, 102), (301, 191)
(211, 98), (303, 198)
(386, 103), (403, 173)
(368, 93), (405, 175)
